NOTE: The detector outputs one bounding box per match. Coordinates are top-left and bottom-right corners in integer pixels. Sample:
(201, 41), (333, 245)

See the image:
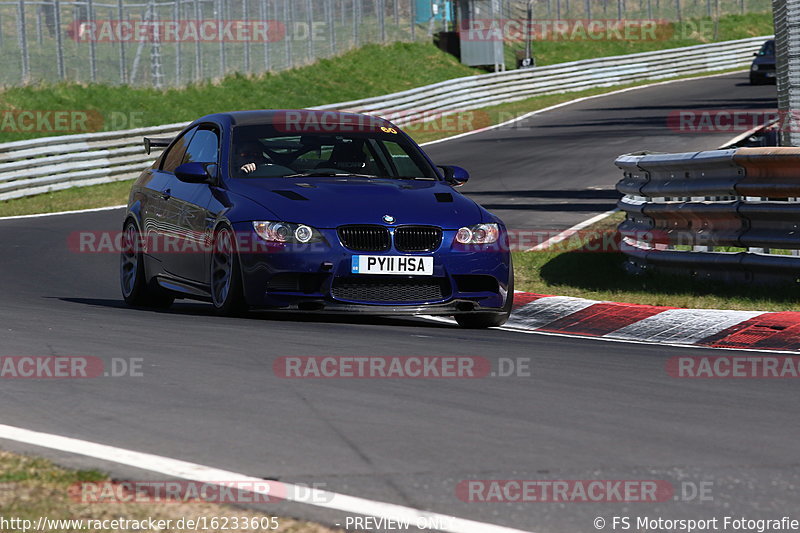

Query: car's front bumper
(233, 224), (512, 314)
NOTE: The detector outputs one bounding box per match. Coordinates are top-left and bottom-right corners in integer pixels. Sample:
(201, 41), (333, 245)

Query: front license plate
(766, 72), (775, 77)
(351, 255), (433, 276)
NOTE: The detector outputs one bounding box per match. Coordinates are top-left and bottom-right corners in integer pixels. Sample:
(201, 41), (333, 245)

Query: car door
(165, 125), (220, 284)
(141, 126), (196, 277)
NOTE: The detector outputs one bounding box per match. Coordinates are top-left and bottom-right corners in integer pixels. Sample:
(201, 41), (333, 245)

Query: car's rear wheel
(455, 264), (514, 329)
(211, 225), (248, 316)
(120, 220), (174, 308)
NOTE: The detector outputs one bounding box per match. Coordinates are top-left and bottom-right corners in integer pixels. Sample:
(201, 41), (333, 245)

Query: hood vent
(435, 193), (453, 203)
(273, 190), (309, 201)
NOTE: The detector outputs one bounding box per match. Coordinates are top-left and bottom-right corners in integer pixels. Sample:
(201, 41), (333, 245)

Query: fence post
(193, 0), (201, 81)
(378, 0), (386, 41)
(261, 0), (270, 71)
(85, 0), (96, 82)
(117, 0), (127, 83)
(174, 0), (181, 84)
(53, 0), (65, 79)
(353, 0), (359, 46)
(35, 6), (42, 44)
(410, 0), (415, 39)
(17, 0), (30, 83)
(327, 0), (336, 55)
(585, 0), (591, 19)
(218, 0), (226, 76)
(306, 0), (313, 62)
(676, 0), (681, 21)
(243, 0), (251, 72)
(150, 0), (164, 88)
(284, 0), (293, 68)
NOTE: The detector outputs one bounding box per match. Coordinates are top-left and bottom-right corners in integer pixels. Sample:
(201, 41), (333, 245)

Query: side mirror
(753, 52), (758, 56)
(438, 165), (470, 187)
(175, 162), (216, 184)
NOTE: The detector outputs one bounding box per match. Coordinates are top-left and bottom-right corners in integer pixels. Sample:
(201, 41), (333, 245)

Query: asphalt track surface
(426, 72), (778, 230)
(0, 72), (791, 533)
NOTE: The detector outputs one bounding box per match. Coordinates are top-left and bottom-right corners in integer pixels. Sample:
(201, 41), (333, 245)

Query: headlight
(253, 221), (323, 243)
(751, 64), (759, 71)
(455, 223), (500, 244)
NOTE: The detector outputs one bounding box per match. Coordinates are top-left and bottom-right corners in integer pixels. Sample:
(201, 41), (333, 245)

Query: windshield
(758, 40), (774, 56)
(230, 124), (438, 180)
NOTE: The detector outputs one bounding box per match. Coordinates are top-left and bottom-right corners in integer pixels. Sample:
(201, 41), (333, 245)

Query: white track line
(0, 204), (125, 221)
(0, 424), (532, 533)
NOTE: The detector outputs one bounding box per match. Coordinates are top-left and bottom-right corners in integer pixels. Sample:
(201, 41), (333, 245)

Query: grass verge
(0, 66), (749, 218)
(502, 13), (774, 68)
(0, 449), (339, 533)
(0, 42), (481, 144)
(512, 212), (800, 312)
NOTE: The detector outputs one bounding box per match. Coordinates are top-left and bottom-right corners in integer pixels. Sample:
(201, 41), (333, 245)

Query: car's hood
(753, 55), (775, 66)
(226, 177), (484, 228)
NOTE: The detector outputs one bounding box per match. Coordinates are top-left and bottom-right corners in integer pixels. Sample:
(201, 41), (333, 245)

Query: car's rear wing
(143, 137), (173, 155)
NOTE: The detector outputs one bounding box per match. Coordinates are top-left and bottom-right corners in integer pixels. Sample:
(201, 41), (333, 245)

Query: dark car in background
(750, 39), (775, 85)
(120, 110), (513, 328)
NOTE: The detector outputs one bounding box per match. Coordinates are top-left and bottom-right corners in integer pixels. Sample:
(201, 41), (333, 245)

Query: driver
(234, 141), (268, 175)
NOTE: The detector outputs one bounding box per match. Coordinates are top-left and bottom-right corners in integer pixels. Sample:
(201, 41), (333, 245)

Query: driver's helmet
(234, 141), (265, 166)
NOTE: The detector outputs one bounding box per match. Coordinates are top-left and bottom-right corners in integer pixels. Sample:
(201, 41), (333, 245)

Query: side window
(382, 141), (425, 177)
(161, 127), (197, 172)
(183, 128), (219, 165)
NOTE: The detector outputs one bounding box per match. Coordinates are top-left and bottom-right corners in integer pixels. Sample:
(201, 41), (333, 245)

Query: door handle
(161, 189), (172, 200)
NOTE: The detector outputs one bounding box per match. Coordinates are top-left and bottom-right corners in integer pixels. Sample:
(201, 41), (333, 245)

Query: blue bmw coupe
(120, 110), (513, 328)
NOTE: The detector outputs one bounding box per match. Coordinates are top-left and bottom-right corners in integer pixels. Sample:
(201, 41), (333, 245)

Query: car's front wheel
(210, 224), (248, 316)
(120, 220), (174, 308)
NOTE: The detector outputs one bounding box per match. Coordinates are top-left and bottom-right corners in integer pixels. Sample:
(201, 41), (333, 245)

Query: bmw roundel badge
(383, 214), (396, 224)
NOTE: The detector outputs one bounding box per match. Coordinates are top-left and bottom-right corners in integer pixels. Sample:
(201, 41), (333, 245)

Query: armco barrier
(616, 147), (800, 286)
(0, 36), (770, 202)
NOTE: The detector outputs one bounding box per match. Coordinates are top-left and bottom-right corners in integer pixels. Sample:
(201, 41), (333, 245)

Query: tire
(210, 224), (248, 316)
(120, 220), (174, 308)
(455, 262), (514, 329)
